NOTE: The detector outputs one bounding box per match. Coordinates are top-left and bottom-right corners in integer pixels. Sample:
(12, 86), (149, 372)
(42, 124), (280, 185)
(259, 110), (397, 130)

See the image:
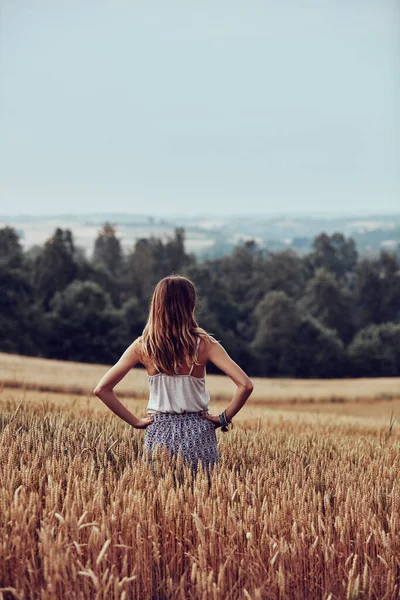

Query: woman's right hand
(200, 413), (221, 429)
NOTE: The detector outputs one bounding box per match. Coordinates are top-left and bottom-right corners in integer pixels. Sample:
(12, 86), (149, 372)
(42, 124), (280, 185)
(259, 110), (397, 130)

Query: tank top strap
(188, 336), (201, 376)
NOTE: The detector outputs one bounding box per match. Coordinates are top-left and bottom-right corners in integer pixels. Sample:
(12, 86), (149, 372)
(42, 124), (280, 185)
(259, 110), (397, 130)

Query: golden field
(2, 352), (400, 403)
(0, 353), (400, 599)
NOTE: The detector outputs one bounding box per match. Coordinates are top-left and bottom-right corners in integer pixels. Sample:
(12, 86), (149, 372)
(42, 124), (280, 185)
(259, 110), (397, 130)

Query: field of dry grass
(1, 354), (400, 599)
(2, 352), (400, 404)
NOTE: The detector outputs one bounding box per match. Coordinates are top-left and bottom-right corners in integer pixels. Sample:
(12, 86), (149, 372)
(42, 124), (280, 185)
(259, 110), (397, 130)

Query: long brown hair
(140, 275), (214, 375)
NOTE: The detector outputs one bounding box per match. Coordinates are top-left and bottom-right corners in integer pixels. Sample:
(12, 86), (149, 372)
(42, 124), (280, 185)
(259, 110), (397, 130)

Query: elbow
(94, 382), (115, 397)
(242, 379), (254, 393)
(94, 385), (105, 397)
(246, 380), (254, 393)
(94, 382), (114, 397)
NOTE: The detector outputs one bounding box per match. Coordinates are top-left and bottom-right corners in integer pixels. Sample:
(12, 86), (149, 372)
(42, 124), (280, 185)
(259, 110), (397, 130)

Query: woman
(94, 275), (254, 472)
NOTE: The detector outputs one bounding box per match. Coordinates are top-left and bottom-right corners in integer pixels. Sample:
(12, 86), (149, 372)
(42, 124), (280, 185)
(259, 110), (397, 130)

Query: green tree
(45, 280), (123, 363)
(165, 227), (192, 273)
(0, 267), (38, 354)
(311, 232), (358, 279)
(84, 262), (122, 308)
(354, 251), (400, 327)
(299, 268), (354, 342)
(218, 240), (262, 305)
(124, 238), (159, 304)
(123, 228), (194, 305)
(292, 316), (346, 378)
(348, 323), (400, 376)
(215, 240), (265, 342)
(0, 226), (24, 269)
(33, 228), (78, 310)
(377, 251), (400, 323)
(252, 291), (301, 375)
(252, 290), (346, 377)
(93, 222), (123, 276)
(260, 249), (309, 300)
(118, 297), (148, 348)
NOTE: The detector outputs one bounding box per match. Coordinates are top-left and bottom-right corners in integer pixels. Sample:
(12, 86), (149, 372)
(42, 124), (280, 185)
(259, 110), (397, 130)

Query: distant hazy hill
(1, 212), (400, 259)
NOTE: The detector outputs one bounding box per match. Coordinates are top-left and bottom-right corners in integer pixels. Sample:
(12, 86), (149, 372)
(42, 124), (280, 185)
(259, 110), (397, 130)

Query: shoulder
(133, 335), (143, 349)
(196, 332), (220, 361)
(131, 336), (146, 362)
(198, 333), (220, 347)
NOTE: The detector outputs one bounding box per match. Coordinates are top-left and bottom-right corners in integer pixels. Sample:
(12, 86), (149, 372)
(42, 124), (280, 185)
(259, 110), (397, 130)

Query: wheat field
(1, 355), (400, 599)
(2, 352), (400, 403)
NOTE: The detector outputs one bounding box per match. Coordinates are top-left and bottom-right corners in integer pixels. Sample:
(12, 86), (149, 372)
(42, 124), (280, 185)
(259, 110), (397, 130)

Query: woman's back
(146, 336), (210, 415)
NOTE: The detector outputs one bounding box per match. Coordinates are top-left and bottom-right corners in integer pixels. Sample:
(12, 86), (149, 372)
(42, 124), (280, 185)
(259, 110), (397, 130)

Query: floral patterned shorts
(142, 411), (219, 472)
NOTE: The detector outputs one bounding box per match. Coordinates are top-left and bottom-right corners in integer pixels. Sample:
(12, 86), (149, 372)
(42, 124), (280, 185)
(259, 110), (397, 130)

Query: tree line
(1, 223), (400, 378)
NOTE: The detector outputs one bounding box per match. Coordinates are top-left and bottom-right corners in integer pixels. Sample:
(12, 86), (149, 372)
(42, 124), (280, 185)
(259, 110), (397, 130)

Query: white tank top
(146, 337), (210, 415)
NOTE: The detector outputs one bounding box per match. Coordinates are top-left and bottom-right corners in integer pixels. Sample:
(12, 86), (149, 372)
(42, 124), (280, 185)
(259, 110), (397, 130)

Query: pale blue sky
(0, 0), (399, 216)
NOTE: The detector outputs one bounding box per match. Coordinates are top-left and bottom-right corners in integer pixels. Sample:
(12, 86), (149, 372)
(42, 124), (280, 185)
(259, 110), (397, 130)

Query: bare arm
(93, 339), (153, 429)
(204, 338), (254, 423)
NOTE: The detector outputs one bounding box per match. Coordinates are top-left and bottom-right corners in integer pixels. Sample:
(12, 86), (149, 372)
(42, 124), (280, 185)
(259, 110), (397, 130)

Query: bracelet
(219, 410), (231, 432)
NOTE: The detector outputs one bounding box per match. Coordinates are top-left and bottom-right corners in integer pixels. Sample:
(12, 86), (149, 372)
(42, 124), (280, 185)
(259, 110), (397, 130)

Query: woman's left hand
(200, 414), (221, 429)
(134, 416), (155, 429)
